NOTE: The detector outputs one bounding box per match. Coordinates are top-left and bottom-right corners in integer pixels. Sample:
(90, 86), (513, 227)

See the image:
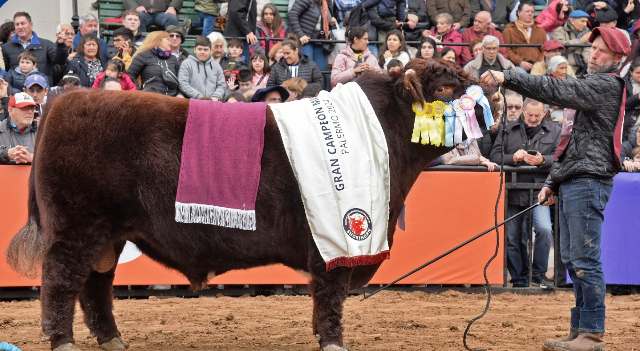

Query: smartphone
(527, 150), (538, 155)
(226, 62), (236, 71)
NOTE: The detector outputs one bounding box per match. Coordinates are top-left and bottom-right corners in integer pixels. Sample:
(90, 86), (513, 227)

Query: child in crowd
(92, 59), (137, 90)
(178, 35), (226, 101)
(281, 77), (307, 101)
(386, 59), (404, 75)
(225, 91), (247, 103)
(100, 77), (123, 90)
(51, 73), (81, 93)
(268, 42), (284, 66)
(250, 53), (270, 88)
(5, 51), (47, 95)
(225, 69), (254, 99)
(219, 38), (248, 79)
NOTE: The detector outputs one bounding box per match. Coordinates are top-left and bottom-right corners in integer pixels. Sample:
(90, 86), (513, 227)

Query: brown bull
(6, 59), (495, 351)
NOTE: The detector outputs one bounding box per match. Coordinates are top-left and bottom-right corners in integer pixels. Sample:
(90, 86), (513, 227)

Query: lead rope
(463, 72), (506, 351)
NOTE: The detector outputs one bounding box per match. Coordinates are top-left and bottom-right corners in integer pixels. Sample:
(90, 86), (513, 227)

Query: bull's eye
(435, 86), (452, 95)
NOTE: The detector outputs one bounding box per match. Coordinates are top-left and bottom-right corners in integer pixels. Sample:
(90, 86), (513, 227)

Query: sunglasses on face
(169, 34), (181, 39)
(507, 105), (522, 110)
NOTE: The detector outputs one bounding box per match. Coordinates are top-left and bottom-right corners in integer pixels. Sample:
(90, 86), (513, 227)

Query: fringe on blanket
(175, 202), (256, 230)
(324, 250), (391, 271)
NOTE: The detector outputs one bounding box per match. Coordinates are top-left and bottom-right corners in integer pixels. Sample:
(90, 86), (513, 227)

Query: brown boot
(553, 332), (605, 351)
(542, 331), (579, 350)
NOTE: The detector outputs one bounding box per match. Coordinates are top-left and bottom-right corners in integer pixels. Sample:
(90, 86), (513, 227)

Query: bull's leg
(79, 240), (129, 350)
(310, 266), (353, 351)
(41, 236), (107, 350)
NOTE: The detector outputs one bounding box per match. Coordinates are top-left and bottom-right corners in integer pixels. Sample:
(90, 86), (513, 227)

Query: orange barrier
(0, 166), (504, 286)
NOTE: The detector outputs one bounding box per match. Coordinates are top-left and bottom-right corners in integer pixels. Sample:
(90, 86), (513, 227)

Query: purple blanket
(175, 100), (267, 230)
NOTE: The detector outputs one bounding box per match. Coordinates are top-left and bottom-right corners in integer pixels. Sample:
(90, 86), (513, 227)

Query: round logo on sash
(343, 208), (372, 241)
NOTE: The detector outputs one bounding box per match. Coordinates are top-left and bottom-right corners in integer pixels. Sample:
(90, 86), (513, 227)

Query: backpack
(345, 2), (369, 27)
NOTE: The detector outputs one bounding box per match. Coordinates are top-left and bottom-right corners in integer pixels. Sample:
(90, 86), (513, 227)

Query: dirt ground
(1, 290), (640, 351)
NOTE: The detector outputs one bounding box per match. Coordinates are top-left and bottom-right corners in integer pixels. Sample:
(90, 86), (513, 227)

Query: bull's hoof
(53, 343), (82, 351)
(321, 344), (350, 351)
(99, 336), (129, 350)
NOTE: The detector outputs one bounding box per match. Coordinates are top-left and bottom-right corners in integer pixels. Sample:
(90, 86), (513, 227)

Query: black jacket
(289, 0), (334, 38)
(223, 0), (257, 37)
(66, 54), (107, 87)
(368, 5), (398, 32)
(127, 50), (179, 96)
(479, 127), (499, 159)
(503, 69), (625, 192)
(490, 117), (561, 206)
(1, 32), (69, 84)
(401, 0), (430, 41)
(267, 54), (324, 86)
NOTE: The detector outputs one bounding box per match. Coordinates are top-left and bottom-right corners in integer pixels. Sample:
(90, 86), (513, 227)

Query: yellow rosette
(411, 102), (426, 144)
(431, 101), (446, 146)
(421, 103), (435, 145)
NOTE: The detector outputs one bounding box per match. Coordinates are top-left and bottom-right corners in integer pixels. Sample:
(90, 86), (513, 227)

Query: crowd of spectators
(2, 0), (640, 291)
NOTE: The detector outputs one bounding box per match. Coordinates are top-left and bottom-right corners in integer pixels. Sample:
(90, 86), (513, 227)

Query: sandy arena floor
(1, 290), (639, 350)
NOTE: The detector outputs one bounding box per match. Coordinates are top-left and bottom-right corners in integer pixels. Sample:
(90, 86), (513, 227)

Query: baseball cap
(8, 92), (37, 108)
(24, 75), (49, 89)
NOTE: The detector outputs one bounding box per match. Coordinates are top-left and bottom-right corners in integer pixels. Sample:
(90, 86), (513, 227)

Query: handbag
(158, 59), (179, 90)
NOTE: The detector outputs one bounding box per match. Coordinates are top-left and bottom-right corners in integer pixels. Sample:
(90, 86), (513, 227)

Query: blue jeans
(515, 66), (529, 74)
(301, 43), (326, 71)
(195, 11), (216, 36)
(367, 44), (378, 58)
(559, 177), (613, 333)
(505, 203), (553, 285)
(138, 11), (179, 32)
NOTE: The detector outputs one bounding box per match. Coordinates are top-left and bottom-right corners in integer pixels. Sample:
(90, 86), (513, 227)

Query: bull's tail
(6, 161), (44, 278)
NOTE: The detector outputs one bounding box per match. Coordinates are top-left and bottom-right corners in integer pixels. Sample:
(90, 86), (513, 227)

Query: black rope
(462, 71), (505, 351)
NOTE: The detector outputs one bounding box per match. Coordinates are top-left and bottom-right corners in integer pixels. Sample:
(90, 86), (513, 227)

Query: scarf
(514, 19), (535, 43)
(152, 47), (172, 58)
(322, 0), (330, 39)
(522, 118), (542, 141)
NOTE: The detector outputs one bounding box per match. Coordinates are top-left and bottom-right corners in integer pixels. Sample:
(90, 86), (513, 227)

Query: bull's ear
(401, 68), (425, 106)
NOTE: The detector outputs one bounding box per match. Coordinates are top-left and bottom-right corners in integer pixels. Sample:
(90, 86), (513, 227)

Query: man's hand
(246, 32), (258, 45)
(330, 17), (337, 26)
(135, 6), (147, 13)
(9, 146), (33, 164)
(453, 23), (461, 31)
(513, 149), (527, 163)
(56, 30), (67, 44)
(580, 32), (591, 42)
(0, 79), (9, 99)
(523, 151), (544, 166)
(121, 40), (133, 55)
(165, 7), (177, 15)
(626, 2), (635, 13)
(300, 35), (310, 45)
(593, 1), (607, 9)
(480, 70), (504, 85)
(519, 61), (533, 71)
(68, 52), (78, 61)
(538, 187), (556, 206)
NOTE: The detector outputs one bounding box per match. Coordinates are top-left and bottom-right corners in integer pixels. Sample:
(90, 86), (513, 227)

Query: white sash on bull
(270, 83), (391, 271)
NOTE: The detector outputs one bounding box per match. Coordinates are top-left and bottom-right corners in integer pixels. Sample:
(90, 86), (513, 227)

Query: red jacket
(91, 71), (138, 90)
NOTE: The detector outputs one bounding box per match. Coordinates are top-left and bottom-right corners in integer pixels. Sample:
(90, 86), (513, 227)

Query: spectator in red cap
(481, 26), (630, 351)
(0, 91), (37, 164)
(531, 40), (578, 78)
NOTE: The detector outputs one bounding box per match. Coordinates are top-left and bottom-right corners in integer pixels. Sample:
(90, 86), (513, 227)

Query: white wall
(0, 0), (97, 41)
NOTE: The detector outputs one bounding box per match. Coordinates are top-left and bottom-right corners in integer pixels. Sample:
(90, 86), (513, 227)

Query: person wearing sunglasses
(166, 25), (189, 70)
(505, 90), (524, 122)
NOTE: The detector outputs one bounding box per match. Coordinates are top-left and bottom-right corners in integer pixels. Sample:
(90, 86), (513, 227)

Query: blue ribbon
(444, 103), (456, 147)
(466, 85), (494, 130)
(0, 342), (21, 351)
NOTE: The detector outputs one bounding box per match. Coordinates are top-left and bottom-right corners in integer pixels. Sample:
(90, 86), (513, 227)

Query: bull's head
(391, 58), (500, 133)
